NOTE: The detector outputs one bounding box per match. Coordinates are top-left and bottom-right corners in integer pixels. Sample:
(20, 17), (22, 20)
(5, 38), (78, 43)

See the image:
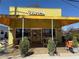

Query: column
(22, 18), (24, 41)
(51, 19), (53, 41)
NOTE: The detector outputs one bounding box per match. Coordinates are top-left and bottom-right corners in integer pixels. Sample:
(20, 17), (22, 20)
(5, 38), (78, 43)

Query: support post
(22, 17), (24, 41)
(51, 19), (53, 41)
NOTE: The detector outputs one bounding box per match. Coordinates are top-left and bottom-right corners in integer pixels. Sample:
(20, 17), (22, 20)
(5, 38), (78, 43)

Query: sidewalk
(0, 54), (79, 59)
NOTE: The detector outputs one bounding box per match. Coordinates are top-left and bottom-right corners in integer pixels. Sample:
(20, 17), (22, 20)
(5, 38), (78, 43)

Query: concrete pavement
(0, 54), (79, 59)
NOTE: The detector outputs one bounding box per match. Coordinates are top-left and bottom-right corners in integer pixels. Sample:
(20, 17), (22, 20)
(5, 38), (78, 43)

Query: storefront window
(42, 29), (52, 37)
(16, 28), (31, 45)
(53, 29), (56, 38)
(16, 28), (30, 38)
(16, 29), (22, 38)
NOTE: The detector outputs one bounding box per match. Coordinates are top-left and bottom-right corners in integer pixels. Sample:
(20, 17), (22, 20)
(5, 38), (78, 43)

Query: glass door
(31, 29), (42, 47)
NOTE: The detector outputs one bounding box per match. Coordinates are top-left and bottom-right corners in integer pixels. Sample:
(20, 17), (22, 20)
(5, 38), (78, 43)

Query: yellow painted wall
(9, 6), (61, 16)
(10, 18), (22, 28)
(10, 19), (51, 28)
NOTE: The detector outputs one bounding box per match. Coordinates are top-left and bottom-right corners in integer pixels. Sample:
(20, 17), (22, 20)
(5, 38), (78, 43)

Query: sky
(0, 0), (79, 16)
(62, 22), (79, 31)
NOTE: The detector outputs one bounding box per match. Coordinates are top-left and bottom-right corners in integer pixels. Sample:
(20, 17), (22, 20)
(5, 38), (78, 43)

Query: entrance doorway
(30, 29), (42, 47)
(30, 28), (52, 48)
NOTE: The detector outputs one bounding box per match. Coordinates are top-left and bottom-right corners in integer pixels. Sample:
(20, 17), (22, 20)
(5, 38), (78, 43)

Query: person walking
(68, 39), (74, 53)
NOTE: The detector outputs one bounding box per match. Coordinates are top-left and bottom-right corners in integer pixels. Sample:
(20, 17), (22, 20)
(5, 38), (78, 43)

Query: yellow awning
(18, 16), (79, 20)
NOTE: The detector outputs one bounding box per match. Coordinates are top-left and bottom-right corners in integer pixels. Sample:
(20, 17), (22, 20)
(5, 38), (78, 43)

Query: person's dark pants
(69, 47), (74, 53)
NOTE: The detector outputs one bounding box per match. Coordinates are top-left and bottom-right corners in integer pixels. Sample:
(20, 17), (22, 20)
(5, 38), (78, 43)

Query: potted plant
(47, 39), (56, 56)
(19, 37), (30, 57)
(73, 36), (79, 53)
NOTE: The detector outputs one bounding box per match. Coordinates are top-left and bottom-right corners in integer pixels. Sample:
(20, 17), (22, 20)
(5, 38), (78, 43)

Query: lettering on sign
(27, 11), (45, 16)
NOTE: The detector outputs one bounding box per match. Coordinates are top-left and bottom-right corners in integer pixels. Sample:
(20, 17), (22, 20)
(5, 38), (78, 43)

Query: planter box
(73, 48), (79, 53)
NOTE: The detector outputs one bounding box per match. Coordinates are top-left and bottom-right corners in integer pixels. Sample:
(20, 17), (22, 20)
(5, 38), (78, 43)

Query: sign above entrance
(9, 6), (61, 16)
(28, 11), (45, 16)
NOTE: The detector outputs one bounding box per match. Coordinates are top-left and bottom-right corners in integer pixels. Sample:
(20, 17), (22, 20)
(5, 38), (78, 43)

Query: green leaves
(47, 39), (55, 55)
(19, 37), (30, 57)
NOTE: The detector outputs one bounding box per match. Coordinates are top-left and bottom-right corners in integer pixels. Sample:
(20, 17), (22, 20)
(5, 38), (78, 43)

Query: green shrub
(47, 39), (55, 56)
(73, 36), (78, 47)
(19, 37), (30, 57)
(65, 34), (72, 40)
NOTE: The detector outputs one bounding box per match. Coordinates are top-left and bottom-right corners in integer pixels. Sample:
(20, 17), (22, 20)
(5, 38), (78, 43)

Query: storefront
(0, 7), (79, 48)
(9, 7), (61, 47)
